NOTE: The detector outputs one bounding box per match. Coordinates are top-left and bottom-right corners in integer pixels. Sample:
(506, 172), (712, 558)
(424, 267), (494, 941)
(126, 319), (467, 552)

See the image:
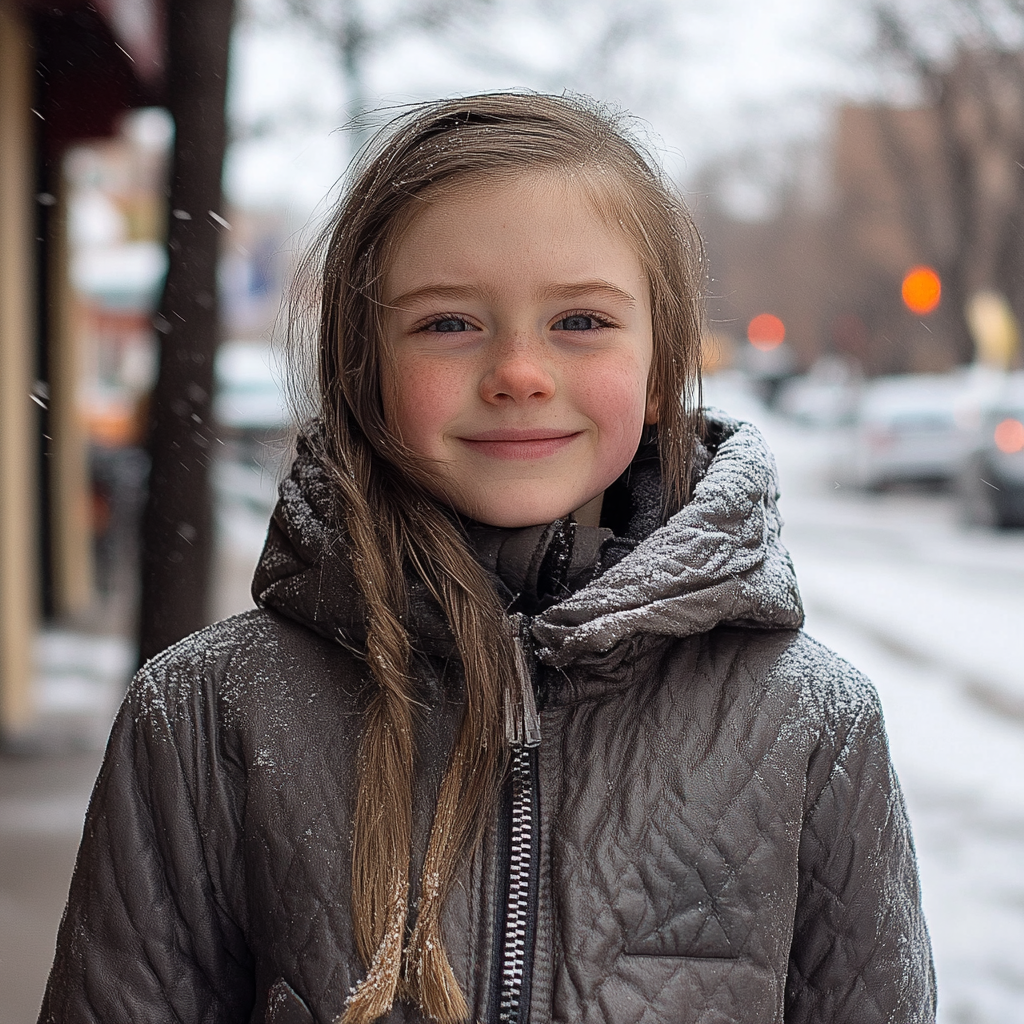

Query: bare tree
(871, 0), (1024, 361)
(139, 0), (236, 662)
(241, 0), (689, 162)
(248, 0), (498, 159)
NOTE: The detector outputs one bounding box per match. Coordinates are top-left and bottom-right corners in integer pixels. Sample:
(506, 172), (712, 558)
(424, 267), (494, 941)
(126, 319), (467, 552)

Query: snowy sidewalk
(786, 500), (1024, 721)
(10, 630), (134, 754)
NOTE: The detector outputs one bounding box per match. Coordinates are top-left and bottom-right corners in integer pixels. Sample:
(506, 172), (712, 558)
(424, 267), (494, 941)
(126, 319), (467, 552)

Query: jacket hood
(252, 410), (804, 667)
(531, 410), (804, 666)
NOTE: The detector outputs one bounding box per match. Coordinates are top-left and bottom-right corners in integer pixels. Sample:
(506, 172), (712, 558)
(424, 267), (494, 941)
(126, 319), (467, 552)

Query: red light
(994, 418), (1024, 454)
(747, 313), (785, 351)
(902, 266), (941, 315)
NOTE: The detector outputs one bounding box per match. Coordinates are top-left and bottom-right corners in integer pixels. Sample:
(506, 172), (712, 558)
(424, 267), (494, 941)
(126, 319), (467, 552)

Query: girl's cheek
(577, 360), (650, 434)
(390, 360), (463, 454)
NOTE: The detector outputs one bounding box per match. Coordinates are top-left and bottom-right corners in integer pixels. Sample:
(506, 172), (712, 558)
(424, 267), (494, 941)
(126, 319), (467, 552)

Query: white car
(214, 339), (291, 438)
(775, 356), (861, 428)
(847, 374), (970, 490)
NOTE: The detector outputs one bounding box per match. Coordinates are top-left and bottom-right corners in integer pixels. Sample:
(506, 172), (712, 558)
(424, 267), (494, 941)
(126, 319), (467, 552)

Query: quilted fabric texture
(39, 413), (935, 1024)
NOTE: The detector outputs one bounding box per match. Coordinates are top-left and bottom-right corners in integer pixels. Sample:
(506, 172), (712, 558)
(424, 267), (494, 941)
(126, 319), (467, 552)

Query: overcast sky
(225, 0), (889, 219)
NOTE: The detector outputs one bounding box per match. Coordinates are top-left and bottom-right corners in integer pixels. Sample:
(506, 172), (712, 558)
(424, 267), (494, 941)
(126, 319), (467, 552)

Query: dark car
(958, 375), (1024, 528)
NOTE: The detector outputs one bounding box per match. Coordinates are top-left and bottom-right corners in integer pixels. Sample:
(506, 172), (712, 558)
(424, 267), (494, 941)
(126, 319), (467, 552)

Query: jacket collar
(530, 409), (804, 667)
(252, 410), (803, 667)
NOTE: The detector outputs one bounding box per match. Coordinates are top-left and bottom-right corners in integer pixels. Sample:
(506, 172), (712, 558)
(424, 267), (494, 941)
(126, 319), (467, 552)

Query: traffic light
(747, 313), (785, 351)
(901, 266), (941, 315)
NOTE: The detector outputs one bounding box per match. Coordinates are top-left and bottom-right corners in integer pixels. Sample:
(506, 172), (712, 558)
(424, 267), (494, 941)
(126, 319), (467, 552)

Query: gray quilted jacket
(40, 413), (936, 1024)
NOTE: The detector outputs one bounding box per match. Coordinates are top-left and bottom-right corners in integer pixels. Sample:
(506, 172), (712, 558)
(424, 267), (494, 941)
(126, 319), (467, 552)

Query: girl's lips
(459, 431), (581, 460)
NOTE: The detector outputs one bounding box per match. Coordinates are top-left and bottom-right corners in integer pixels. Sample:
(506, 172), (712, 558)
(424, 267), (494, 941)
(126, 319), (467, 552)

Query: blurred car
(847, 373), (969, 490)
(957, 373), (1024, 528)
(775, 356), (861, 428)
(740, 338), (796, 407)
(214, 340), (290, 436)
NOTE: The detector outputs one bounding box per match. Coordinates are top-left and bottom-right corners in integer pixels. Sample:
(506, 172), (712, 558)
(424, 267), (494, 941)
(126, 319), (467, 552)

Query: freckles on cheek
(390, 361), (459, 453)
(580, 368), (649, 443)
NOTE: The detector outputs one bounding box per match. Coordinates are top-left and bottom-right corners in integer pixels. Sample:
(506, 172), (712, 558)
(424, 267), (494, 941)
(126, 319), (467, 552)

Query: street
(2, 390), (1023, 1023)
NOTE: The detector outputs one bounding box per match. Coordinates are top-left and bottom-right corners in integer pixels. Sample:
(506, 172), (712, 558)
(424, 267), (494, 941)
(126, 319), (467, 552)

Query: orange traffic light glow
(994, 418), (1024, 454)
(902, 266), (941, 315)
(747, 313), (785, 351)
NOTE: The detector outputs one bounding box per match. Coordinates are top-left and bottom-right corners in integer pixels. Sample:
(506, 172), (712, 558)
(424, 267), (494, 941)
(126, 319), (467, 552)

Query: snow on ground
(26, 631), (132, 751)
(211, 450), (282, 622)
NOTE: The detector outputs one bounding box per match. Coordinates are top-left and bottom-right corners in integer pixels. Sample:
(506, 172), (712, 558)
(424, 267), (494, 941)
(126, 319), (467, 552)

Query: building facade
(0, 0), (162, 741)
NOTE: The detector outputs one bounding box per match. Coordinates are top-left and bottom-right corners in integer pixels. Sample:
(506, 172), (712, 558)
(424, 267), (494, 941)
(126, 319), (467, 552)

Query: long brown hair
(287, 92), (706, 1023)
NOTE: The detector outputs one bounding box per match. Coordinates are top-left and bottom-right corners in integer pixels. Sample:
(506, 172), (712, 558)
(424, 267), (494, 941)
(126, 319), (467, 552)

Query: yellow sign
(966, 291), (1019, 369)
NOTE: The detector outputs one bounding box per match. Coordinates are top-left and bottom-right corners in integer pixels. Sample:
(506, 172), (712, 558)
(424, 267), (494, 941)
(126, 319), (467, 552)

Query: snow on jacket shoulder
(39, 412), (937, 1024)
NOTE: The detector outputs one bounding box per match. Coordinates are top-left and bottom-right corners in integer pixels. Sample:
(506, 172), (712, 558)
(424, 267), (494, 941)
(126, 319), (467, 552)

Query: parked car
(214, 339), (291, 463)
(846, 373), (970, 490)
(775, 356), (861, 428)
(740, 339), (796, 407)
(957, 373), (1024, 528)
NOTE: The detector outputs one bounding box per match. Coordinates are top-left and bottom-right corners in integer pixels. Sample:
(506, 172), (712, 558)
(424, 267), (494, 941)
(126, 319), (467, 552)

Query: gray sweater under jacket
(39, 412), (936, 1024)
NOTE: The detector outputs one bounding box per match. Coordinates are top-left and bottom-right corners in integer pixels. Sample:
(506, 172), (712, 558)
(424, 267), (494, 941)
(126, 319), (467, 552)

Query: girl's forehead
(386, 166), (643, 264)
(392, 174), (639, 267)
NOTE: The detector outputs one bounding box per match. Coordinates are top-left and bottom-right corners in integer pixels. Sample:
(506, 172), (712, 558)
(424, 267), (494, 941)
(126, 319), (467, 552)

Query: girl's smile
(458, 427), (581, 460)
(382, 171), (658, 528)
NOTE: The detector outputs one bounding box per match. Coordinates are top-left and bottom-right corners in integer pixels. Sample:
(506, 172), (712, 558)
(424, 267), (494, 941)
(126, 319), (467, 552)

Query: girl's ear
(644, 387), (660, 425)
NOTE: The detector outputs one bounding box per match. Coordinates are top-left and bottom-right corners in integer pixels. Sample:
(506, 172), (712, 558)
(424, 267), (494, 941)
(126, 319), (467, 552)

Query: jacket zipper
(497, 742), (538, 1023)
(492, 615), (542, 1024)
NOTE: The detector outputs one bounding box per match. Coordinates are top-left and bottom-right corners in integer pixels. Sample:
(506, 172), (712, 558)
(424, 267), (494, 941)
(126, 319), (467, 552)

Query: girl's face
(381, 171), (657, 528)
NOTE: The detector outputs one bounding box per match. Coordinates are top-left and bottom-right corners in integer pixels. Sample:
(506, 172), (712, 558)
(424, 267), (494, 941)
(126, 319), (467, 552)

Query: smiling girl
(40, 94), (935, 1024)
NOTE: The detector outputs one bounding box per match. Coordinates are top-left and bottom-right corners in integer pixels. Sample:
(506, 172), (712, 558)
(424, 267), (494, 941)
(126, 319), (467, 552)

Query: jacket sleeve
(785, 676), (937, 1024)
(38, 649), (254, 1024)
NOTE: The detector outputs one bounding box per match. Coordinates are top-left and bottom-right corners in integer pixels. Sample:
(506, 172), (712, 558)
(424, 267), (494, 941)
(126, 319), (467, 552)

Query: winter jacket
(39, 412), (936, 1024)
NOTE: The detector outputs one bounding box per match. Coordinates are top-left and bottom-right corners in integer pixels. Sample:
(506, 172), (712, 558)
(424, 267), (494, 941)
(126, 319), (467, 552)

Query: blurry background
(1, 0), (1023, 1021)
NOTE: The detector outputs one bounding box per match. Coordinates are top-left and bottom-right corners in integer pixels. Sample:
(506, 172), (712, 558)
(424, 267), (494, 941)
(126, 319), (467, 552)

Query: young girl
(40, 94), (936, 1024)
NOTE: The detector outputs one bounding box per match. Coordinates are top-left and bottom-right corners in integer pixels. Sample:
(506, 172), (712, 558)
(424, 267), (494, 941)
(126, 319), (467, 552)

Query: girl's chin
(447, 490), (600, 529)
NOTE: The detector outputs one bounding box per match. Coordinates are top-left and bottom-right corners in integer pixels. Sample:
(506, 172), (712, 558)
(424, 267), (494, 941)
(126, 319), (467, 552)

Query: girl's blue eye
(554, 314), (602, 331)
(426, 317), (471, 333)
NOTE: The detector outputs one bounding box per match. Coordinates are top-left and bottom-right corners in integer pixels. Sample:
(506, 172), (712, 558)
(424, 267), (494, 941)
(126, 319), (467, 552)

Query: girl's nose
(479, 333), (556, 405)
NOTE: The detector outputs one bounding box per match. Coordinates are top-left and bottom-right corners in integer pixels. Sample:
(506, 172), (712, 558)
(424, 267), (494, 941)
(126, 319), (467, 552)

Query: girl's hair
(288, 92), (705, 1024)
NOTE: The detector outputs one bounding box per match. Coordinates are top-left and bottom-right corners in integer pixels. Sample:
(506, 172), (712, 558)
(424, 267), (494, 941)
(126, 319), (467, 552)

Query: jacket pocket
(265, 978), (315, 1024)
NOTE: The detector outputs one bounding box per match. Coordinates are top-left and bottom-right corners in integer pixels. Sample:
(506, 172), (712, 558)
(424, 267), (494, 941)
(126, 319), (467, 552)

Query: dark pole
(139, 0), (235, 663)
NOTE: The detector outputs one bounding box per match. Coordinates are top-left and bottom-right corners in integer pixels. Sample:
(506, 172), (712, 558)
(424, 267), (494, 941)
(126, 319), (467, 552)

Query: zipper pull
(506, 613), (542, 748)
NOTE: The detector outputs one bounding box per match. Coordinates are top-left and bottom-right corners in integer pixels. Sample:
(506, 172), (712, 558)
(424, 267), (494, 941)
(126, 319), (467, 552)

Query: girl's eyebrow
(385, 284), (477, 309)
(540, 281), (637, 307)
(386, 280), (637, 309)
